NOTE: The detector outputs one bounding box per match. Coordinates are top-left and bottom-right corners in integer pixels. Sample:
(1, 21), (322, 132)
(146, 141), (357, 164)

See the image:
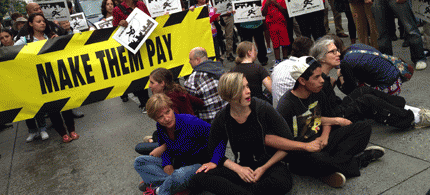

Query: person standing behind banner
(262, 0), (290, 65)
(0, 29), (15, 47)
(236, 20), (269, 66)
(15, 13), (80, 143)
(100, 0), (116, 21)
(15, 2), (66, 42)
(112, 0), (151, 112)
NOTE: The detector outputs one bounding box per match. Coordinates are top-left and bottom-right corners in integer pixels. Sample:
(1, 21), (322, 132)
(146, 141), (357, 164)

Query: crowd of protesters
(1, 0), (430, 194)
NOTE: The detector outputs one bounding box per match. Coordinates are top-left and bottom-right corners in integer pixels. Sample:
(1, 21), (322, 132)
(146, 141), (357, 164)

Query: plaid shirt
(184, 71), (227, 122)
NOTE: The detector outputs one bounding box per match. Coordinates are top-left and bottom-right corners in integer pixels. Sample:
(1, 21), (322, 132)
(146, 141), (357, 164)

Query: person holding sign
(101, 0), (116, 21)
(261, 0), (290, 65)
(112, 0), (151, 27)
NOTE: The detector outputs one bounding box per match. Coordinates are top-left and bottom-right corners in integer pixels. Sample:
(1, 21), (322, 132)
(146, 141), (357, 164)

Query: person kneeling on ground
(134, 93), (211, 194)
(268, 58), (385, 188)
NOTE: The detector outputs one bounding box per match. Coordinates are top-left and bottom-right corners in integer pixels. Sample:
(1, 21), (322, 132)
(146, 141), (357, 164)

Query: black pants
(295, 10), (326, 40)
(288, 121), (371, 178)
(237, 25), (268, 64)
(120, 89), (150, 107)
(189, 163), (292, 195)
(49, 110), (74, 137)
(338, 86), (414, 129)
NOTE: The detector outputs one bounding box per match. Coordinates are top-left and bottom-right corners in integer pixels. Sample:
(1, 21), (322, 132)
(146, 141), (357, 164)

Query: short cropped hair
(191, 47), (208, 60)
(310, 37), (335, 61)
(291, 36), (314, 57)
(146, 93), (173, 120)
(218, 72), (244, 103)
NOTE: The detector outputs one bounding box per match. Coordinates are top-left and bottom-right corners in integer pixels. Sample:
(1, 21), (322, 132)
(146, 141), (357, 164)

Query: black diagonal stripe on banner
(208, 56), (216, 61)
(85, 27), (116, 45)
(123, 76), (150, 95)
(163, 10), (188, 28)
(81, 86), (114, 106)
(37, 34), (73, 55)
(196, 6), (209, 20)
(169, 65), (184, 79)
(0, 45), (24, 62)
(36, 98), (70, 115)
(0, 108), (22, 124)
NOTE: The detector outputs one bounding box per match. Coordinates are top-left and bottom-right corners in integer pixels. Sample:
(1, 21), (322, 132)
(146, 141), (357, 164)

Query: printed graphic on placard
(213, 0), (232, 14)
(39, 0), (70, 21)
(70, 12), (89, 31)
(145, 0), (182, 17)
(0, 7), (215, 124)
(412, 0), (430, 23)
(233, 0), (264, 23)
(285, 0), (324, 17)
(113, 8), (158, 54)
(94, 17), (114, 29)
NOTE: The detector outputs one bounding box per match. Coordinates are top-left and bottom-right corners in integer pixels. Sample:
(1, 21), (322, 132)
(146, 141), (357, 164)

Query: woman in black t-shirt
(231, 41), (272, 103)
(188, 72), (292, 195)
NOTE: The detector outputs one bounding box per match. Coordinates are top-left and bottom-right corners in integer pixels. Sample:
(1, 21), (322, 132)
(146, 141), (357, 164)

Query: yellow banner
(0, 7), (214, 124)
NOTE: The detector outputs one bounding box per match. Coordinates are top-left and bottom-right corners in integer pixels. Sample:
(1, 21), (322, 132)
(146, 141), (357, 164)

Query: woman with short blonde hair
(189, 72), (293, 195)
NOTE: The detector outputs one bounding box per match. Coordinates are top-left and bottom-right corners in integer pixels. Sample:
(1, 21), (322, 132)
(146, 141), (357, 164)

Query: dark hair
(25, 13), (55, 43)
(150, 68), (187, 94)
(0, 28), (14, 37)
(11, 12), (23, 21)
(293, 57), (322, 90)
(101, 0), (116, 18)
(291, 36), (314, 57)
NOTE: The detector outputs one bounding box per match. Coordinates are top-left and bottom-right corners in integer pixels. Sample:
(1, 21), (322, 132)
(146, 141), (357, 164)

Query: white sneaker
(26, 133), (38, 142)
(40, 130), (49, 140)
(415, 108), (430, 128)
(267, 48), (272, 54)
(416, 60), (427, 70)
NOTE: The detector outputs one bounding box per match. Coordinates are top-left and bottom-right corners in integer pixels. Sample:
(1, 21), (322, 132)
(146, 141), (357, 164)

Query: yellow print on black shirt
(292, 101), (322, 140)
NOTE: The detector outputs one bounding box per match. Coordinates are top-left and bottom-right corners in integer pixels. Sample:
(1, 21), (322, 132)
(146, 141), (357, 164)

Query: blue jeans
(134, 155), (200, 195)
(372, 0), (425, 64)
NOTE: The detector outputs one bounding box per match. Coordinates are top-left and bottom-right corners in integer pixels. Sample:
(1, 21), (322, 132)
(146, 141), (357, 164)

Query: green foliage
(0, 0), (10, 18)
(0, 0), (27, 18)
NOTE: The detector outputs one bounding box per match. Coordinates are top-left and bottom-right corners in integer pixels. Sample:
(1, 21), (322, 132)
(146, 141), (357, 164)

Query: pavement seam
(369, 141), (430, 164)
(5, 122), (19, 195)
(378, 166), (430, 195)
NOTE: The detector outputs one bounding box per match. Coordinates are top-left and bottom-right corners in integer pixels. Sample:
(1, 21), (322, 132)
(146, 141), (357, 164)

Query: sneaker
(336, 32), (349, 38)
(26, 133), (38, 142)
(415, 108), (430, 128)
(143, 184), (157, 195)
(138, 181), (151, 192)
(357, 146), (385, 168)
(416, 60), (427, 70)
(122, 96), (129, 102)
(267, 48), (272, 54)
(141, 107), (147, 114)
(40, 130), (49, 140)
(320, 172), (346, 188)
(227, 53), (235, 62)
(69, 132), (80, 140)
(62, 134), (73, 143)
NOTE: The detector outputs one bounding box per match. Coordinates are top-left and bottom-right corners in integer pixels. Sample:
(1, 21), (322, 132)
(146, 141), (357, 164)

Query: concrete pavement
(2, 16), (430, 195)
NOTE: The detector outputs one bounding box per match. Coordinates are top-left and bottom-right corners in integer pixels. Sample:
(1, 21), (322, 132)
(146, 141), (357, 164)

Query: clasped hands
(196, 162), (267, 183)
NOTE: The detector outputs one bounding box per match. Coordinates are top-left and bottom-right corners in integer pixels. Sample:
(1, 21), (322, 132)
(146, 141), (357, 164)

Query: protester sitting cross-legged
(268, 58), (385, 188)
(135, 68), (205, 156)
(134, 93), (211, 194)
(188, 72), (292, 195)
(231, 41), (272, 104)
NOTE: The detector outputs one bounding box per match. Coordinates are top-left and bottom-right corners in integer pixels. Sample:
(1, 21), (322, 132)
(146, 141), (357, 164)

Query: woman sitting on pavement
(134, 93), (211, 194)
(135, 68), (204, 156)
(231, 41), (273, 103)
(14, 13), (79, 143)
(188, 72), (292, 195)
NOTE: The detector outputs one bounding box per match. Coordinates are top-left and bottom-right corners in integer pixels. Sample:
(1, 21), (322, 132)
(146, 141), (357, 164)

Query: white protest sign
(113, 8), (159, 54)
(285, 0), (324, 17)
(38, 0), (70, 21)
(145, 0), (183, 17)
(212, 0), (233, 15)
(411, 0), (430, 23)
(70, 12), (89, 31)
(233, 0), (264, 23)
(94, 17), (114, 29)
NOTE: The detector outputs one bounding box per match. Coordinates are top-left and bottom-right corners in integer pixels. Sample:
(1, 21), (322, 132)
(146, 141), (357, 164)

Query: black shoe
(261, 60), (268, 66)
(336, 32), (349, 38)
(122, 96), (129, 102)
(72, 111), (85, 118)
(390, 35), (398, 41)
(227, 53), (235, 62)
(402, 41), (410, 47)
(0, 124), (13, 130)
(357, 146), (385, 168)
(138, 181), (151, 192)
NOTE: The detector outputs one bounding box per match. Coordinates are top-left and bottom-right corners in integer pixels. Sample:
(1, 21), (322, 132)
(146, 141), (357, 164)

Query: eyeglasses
(327, 49), (340, 55)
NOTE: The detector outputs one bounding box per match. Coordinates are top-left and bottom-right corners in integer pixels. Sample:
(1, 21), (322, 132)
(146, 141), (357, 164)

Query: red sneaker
(70, 132), (80, 140)
(62, 134), (73, 143)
